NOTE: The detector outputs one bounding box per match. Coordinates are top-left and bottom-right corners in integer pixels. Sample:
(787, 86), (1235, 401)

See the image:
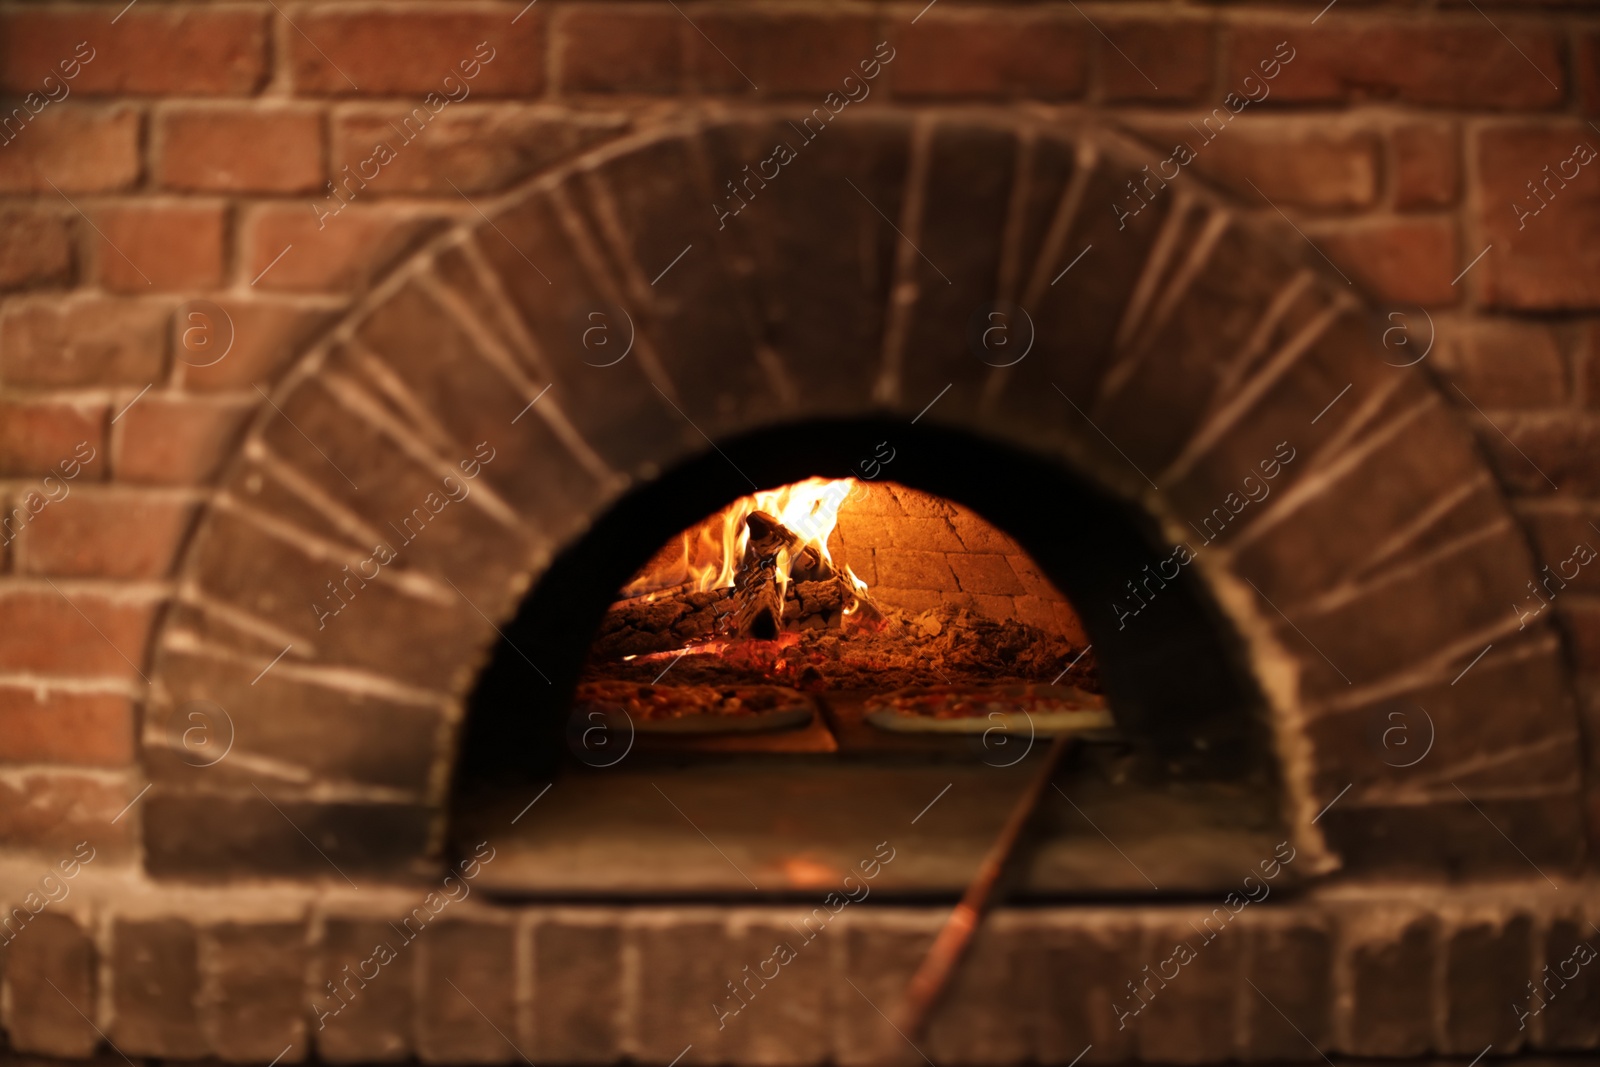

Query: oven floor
(460, 753), (1286, 899)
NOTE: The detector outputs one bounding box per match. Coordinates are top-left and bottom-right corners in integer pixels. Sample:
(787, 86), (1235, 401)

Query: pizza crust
(863, 683), (1112, 735)
(863, 708), (1112, 735)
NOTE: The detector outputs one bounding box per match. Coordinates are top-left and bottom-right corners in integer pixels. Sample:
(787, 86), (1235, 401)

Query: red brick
(1539, 907), (1600, 1046)
(1394, 122), (1459, 210)
(418, 921), (518, 1062)
(0, 772), (134, 862)
(175, 300), (338, 392)
(558, 6), (683, 94)
(949, 508), (1014, 554)
(837, 510), (895, 555)
(113, 397), (248, 485)
(1512, 503), (1600, 578)
(0, 297), (169, 387)
(289, 9), (542, 97)
(1445, 915), (1533, 1053)
(0, 209), (73, 290)
(1096, 20), (1213, 103)
(315, 917), (417, 1060)
(242, 204), (446, 293)
(0, 590), (154, 679)
(0, 688), (134, 767)
(1135, 122), (1379, 210)
(1560, 602), (1600, 681)
(1474, 413), (1600, 496)
(889, 13), (1087, 100)
(1475, 125), (1600, 311)
(1312, 219), (1459, 306)
(0, 402), (105, 478)
(874, 548), (957, 590)
(158, 107), (325, 194)
(17, 493), (196, 579)
(207, 922), (310, 1062)
(330, 108), (628, 194)
(92, 203), (227, 294)
(1134, 914), (1241, 1063)
(1, 911), (100, 1055)
(528, 918), (623, 1063)
(1347, 911), (1437, 1056)
(112, 919), (206, 1057)
(847, 483), (906, 516)
(0, 9), (268, 96)
(1014, 595), (1088, 642)
(1244, 917), (1333, 1060)
(687, 11), (878, 95)
(948, 552), (1027, 596)
(889, 484), (954, 517)
(0, 105), (141, 192)
(1581, 31), (1600, 116)
(1227, 24), (1565, 110)
(1434, 320), (1567, 409)
(1008, 553), (1066, 600)
(888, 516), (964, 552)
(1586, 320), (1600, 409)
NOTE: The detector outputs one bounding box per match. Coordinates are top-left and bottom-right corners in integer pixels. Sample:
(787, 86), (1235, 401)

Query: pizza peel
(887, 730), (1079, 1053)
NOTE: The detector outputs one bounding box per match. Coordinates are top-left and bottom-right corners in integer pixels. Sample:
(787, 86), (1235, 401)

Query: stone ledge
(1, 875), (1596, 1064)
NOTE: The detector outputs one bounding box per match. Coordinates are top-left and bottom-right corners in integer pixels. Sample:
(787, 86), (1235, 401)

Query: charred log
(591, 512), (885, 658)
(589, 586), (731, 660)
(743, 511), (832, 583)
(730, 554), (785, 639)
(590, 581), (857, 660)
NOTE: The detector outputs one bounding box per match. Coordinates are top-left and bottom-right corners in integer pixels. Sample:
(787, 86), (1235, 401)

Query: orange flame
(622, 478), (860, 597)
(841, 564), (869, 616)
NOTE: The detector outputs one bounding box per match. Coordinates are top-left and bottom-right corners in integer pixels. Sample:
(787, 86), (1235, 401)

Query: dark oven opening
(451, 420), (1292, 901)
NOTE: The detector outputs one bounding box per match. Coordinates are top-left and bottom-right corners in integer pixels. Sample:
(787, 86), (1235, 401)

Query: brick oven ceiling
(144, 113), (1587, 882)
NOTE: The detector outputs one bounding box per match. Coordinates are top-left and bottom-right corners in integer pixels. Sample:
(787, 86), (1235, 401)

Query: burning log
(590, 509), (884, 660)
(730, 552), (785, 639)
(730, 511), (824, 639)
(590, 587), (732, 660)
(743, 510), (831, 583)
(589, 580), (856, 660)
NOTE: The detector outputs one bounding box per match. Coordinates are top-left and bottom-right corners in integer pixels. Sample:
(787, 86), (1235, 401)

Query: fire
(623, 478), (859, 597)
(841, 564), (870, 616)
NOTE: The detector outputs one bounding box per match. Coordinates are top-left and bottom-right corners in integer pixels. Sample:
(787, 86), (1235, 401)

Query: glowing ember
(775, 856), (845, 888)
(628, 632), (804, 668)
(623, 478), (860, 597)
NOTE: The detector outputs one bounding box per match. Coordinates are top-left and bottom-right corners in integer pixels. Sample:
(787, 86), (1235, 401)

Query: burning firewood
(729, 511), (828, 639)
(590, 580), (859, 660)
(836, 568), (883, 628)
(742, 510), (831, 583)
(729, 551), (785, 639)
(591, 502), (884, 659)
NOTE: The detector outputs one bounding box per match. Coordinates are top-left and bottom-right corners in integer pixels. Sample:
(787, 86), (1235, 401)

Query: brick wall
(1, 872), (1597, 1064)
(834, 481), (1087, 640)
(0, 0), (1596, 863)
(2, 1), (1600, 1061)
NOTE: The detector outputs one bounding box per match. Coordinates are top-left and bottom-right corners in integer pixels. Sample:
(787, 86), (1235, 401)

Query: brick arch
(142, 110), (1586, 879)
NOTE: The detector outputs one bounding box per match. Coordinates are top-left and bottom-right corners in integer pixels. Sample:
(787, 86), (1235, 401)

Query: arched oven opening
(452, 419), (1290, 898)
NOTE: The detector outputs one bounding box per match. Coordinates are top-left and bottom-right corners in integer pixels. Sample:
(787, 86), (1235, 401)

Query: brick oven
(2, 2), (1600, 1066)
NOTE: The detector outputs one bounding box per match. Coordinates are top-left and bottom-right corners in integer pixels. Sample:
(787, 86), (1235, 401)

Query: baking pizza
(863, 683), (1112, 735)
(573, 680), (815, 734)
